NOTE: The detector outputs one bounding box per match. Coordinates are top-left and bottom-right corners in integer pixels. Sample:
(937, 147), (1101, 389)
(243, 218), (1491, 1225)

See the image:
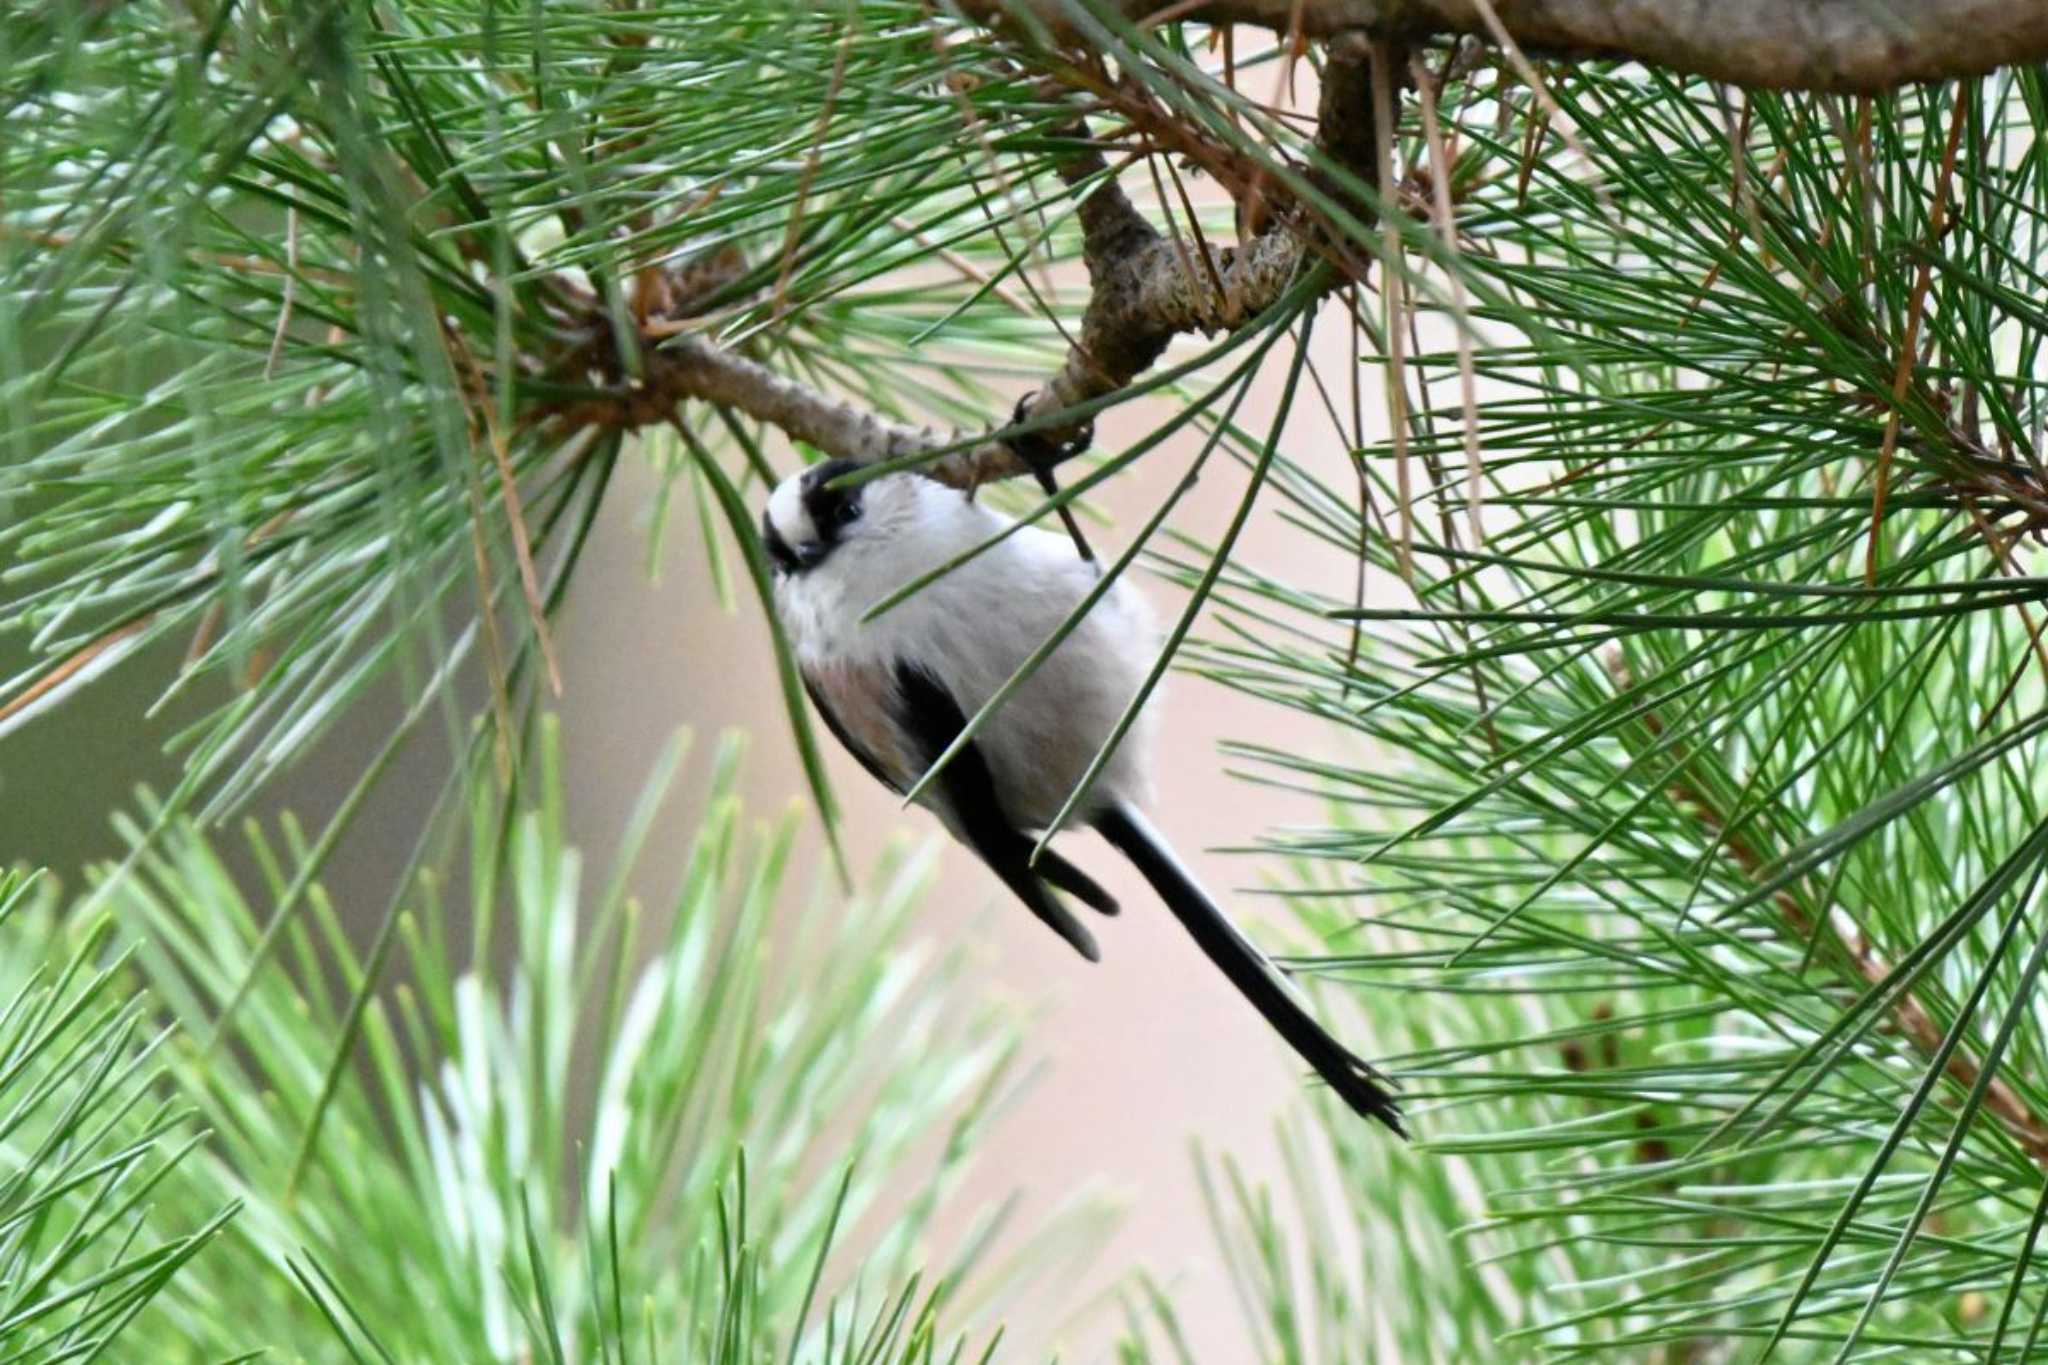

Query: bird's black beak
(763, 507), (818, 574)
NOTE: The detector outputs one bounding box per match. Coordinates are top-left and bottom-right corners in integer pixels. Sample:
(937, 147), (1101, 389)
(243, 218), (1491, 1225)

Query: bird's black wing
(802, 660), (1115, 918)
(801, 669), (903, 795)
(890, 661), (1114, 960)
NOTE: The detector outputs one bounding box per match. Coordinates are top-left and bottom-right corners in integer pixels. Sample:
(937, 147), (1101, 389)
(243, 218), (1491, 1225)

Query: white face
(761, 458), (868, 574)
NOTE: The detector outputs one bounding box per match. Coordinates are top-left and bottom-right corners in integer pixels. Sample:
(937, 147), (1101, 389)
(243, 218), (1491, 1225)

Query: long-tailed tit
(762, 459), (1403, 1134)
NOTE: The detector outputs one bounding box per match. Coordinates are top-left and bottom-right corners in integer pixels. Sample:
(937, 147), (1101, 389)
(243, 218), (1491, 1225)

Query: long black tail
(1095, 804), (1405, 1137)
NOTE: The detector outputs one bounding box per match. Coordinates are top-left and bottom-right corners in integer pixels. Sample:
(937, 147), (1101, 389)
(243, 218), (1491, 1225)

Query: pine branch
(956, 0), (2048, 94)
(545, 165), (1308, 488)
(543, 35), (1386, 486)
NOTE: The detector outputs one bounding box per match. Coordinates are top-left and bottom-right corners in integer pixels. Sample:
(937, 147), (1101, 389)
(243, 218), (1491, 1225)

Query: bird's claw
(1004, 393), (1094, 473)
(1002, 395), (1097, 565)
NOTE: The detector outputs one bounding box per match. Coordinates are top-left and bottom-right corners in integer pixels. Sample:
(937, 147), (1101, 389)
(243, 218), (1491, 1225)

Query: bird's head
(761, 458), (873, 574)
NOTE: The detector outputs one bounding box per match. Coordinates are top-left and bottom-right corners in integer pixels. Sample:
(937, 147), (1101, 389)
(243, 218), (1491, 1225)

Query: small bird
(762, 458), (1404, 1134)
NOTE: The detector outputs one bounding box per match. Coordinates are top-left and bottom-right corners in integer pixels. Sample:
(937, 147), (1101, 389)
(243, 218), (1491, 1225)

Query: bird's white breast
(774, 476), (1157, 829)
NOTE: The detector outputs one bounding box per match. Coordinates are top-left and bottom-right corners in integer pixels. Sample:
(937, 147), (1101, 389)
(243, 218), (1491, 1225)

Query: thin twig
(770, 18), (857, 325)
(448, 331), (564, 697)
(264, 207), (298, 380)
(1678, 149), (1787, 331)
(1961, 495), (2048, 734)
(1240, 0), (1308, 240)
(1465, 0), (1611, 216)
(464, 456), (518, 784)
(1866, 90), (1971, 584)
(935, 32), (1056, 298)
(1412, 53), (1485, 546)
(887, 215), (1036, 319)
(1340, 283), (1370, 697)
(1370, 38), (1413, 583)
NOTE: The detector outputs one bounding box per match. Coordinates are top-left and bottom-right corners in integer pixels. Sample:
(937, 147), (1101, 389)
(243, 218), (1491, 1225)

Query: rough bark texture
(959, 0), (2048, 94)
(595, 206), (1310, 491)
(1000, 130), (1327, 477)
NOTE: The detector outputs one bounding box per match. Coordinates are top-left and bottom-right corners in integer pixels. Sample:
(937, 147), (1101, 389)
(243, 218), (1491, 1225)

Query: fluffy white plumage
(770, 469), (1157, 828)
(761, 458), (1405, 1135)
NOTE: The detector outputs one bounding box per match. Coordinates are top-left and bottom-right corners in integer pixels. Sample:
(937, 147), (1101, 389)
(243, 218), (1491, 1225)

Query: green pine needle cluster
(4, 731), (1105, 1362)
(1, 0), (1087, 850)
(1155, 59), (2048, 1363)
(0, 869), (231, 1361)
(11, 0), (2048, 1358)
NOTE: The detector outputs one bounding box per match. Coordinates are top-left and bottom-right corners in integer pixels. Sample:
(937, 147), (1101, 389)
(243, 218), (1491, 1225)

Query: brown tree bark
(957, 0), (2048, 94)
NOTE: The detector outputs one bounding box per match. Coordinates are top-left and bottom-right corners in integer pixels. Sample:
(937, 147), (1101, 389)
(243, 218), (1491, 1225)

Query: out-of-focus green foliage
(3, 730), (1107, 1362)
(0, 869), (230, 1362)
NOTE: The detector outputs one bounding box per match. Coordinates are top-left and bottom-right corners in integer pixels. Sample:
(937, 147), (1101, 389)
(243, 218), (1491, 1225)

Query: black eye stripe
(764, 460), (865, 574)
(801, 458), (864, 535)
(800, 458), (862, 498)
